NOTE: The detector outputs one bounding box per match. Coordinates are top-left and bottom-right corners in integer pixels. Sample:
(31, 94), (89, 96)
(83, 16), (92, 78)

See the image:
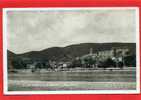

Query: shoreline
(9, 67), (136, 73)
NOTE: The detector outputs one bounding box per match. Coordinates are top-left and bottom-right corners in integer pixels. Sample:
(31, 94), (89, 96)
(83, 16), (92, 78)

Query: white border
(3, 7), (140, 95)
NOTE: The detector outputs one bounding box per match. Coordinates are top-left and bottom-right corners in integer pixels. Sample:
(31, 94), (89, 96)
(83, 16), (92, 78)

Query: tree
(124, 55), (136, 67)
(11, 58), (27, 69)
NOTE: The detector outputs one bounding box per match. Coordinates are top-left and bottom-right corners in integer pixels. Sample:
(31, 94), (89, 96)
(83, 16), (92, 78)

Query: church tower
(89, 48), (93, 55)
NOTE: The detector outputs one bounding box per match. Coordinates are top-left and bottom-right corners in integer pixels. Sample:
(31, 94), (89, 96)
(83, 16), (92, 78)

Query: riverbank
(9, 67), (136, 74)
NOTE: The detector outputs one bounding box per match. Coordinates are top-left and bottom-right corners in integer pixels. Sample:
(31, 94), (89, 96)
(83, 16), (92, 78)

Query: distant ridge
(8, 42), (136, 62)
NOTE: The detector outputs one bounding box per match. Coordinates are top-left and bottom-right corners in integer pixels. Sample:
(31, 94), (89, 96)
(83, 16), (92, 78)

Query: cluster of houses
(8, 47), (136, 72)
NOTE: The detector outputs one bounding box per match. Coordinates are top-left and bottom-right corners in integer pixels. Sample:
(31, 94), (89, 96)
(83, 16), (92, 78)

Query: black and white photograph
(3, 8), (140, 94)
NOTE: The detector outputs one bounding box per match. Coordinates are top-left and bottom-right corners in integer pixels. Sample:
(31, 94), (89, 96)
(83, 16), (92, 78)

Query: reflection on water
(8, 70), (136, 82)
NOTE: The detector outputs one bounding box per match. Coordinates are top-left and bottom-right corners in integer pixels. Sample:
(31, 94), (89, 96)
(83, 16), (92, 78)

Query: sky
(6, 8), (137, 54)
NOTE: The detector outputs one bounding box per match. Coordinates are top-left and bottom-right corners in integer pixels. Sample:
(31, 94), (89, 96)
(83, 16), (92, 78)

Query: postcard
(3, 7), (140, 94)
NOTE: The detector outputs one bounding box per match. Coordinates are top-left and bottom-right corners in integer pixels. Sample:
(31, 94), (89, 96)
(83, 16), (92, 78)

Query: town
(8, 46), (136, 73)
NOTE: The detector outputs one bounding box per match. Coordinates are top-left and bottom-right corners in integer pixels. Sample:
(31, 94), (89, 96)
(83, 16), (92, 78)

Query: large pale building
(81, 47), (130, 61)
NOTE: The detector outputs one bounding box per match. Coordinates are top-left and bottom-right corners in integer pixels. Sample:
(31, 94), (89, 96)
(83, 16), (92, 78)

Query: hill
(8, 42), (136, 62)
